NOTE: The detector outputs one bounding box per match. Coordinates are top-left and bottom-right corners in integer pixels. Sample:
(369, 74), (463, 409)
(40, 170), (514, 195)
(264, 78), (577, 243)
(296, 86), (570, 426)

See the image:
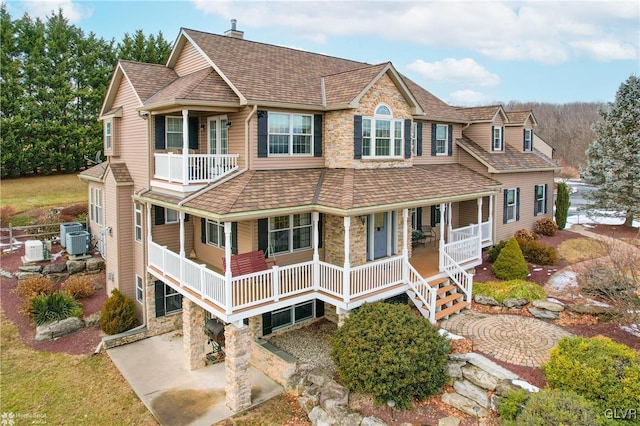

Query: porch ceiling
(180, 164), (500, 219)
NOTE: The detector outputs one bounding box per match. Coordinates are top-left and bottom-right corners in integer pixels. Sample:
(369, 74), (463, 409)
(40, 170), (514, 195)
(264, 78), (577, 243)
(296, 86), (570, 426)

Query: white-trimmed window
(155, 281), (182, 317)
(135, 275), (143, 304)
(362, 104), (403, 158)
(270, 301), (315, 332)
(166, 117), (183, 149)
(435, 124), (448, 155)
(268, 112), (313, 155)
(105, 121), (112, 150)
(524, 129), (533, 151)
(411, 122), (418, 156)
(165, 209), (178, 224)
(505, 188), (517, 222)
(90, 187), (103, 225)
(134, 203), (142, 242)
(534, 184), (546, 215)
(269, 213), (312, 254)
(206, 219), (226, 248)
(493, 126), (503, 151)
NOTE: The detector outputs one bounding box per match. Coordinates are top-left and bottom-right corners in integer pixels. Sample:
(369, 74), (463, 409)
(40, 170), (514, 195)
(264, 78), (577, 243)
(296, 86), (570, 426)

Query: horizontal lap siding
(458, 150), (491, 177)
(153, 222), (183, 253)
(174, 41), (210, 76)
(413, 122), (462, 165)
(458, 200), (478, 227)
(462, 123), (492, 152)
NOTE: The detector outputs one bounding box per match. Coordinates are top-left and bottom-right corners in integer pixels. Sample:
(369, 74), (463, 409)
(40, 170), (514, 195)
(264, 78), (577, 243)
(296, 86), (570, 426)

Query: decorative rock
(43, 262), (66, 274)
(503, 298), (529, 309)
(532, 299), (564, 312)
(66, 260), (86, 275)
(474, 294), (500, 306)
(441, 392), (488, 417)
(360, 416), (388, 426)
(319, 379), (349, 410)
(438, 417), (461, 426)
(86, 257), (105, 272)
(298, 396), (317, 415)
(490, 393), (501, 411)
(307, 367), (329, 387)
(453, 380), (490, 408)
(0, 269), (13, 278)
(461, 365), (499, 391)
(35, 317), (84, 341)
(527, 307), (559, 320)
(18, 265), (42, 273)
(566, 304), (611, 316)
(447, 360), (465, 379)
(84, 311), (101, 328)
(16, 271), (42, 280)
(309, 406), (332, 426)
(494, 379), (523, 397)
(449, 353), (518, 381)
(327, 405), (362, 426)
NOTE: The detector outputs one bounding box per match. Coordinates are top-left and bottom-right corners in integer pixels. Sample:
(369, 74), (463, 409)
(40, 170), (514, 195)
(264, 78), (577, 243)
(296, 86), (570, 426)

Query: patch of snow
(512, 380), (540, 393)
(533, 267), (543, 272)
(620, 324), (640, 338)
(438, 329), (465, 340)
(546, 298), (565, 305)
(0, 269), (13, 278)
(548, 271), (578, 292)
(567, 213), (640, 228)
(584, 298), (612, 308)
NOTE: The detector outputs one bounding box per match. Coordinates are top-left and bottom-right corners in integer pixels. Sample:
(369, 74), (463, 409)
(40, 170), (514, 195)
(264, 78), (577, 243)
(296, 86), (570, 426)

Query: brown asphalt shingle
(505, 110), (533, 124)
(119, 60), (178, 102)
(108, 163), (133, 184)
(401, 76), (468, 122)
(456, 105), (504, 121)
(457, 136), (559, 172)
(323, 64), (388, 106)
(79, 163), (107, 181)
(144, 68), (239, 106)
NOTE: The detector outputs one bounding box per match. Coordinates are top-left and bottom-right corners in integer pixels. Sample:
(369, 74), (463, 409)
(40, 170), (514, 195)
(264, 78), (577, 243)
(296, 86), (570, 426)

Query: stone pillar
(248, 315), (262, 339)
(182, 298), (206, 371)
(337, 308), (350, 327)
(225, 323), (252, 411)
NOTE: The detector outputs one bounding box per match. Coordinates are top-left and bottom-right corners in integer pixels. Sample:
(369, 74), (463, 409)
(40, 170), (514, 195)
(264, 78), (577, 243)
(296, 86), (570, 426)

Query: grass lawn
(0, 310), (157, 425)
(1, 174), (87, 214)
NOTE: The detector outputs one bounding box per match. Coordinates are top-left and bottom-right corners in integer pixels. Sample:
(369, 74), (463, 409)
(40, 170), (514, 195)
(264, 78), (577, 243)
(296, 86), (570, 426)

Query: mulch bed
(1, 243), (106, 355)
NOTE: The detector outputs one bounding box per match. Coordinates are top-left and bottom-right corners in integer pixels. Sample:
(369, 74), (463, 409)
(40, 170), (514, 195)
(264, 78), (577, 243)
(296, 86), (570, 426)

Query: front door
(208, 116), (229, 155)
(373, 212), (388, 259)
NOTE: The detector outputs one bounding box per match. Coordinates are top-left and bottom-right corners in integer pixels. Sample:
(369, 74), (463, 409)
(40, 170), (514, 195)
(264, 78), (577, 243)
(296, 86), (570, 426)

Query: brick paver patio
(440, 310), (573, 367)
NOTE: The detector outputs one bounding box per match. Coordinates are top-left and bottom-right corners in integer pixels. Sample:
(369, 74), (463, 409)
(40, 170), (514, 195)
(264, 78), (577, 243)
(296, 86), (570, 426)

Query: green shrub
(518, 239), (558, 265)
(514, 229), (537, 242)
(473, 280), (545, 303)
(555, 182), (571, 230)
(330, 302), (450, 409)
(542, 336), (640, 414)
(15, 276), (57, 316)
(99, 289), (137, 335)
(487, 240), (507, 263)
(516, 389), (602, 426)
(492, 238), (529, 280)
(30, 292), (83, 326)
(60, 275), (95, 299)
(533, 217), (558, 236)
(497, 388), (529, 422)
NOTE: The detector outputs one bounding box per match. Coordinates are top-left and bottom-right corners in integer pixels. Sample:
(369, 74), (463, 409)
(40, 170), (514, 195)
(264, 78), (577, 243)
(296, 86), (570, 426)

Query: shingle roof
(182, 165), (500, 216)
(457, 136), (559, 172)
(144, 67), (239, 106)
(108, 163), (133, 184)
(119, 60), (178, 102)
(78, 163), (107, 181)
(505, 110), (533, 125)
(401, 76), (468, 122)
(323, 63), (389, 106)
(456, 105), (503, 121)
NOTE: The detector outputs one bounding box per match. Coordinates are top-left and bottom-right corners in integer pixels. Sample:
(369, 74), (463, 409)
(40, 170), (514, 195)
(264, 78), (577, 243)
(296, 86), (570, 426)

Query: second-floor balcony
(154, 152), (239, 185)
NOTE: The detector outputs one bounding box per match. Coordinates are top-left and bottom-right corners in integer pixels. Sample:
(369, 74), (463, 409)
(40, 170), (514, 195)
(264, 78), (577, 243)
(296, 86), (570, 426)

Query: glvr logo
(604, 409), (637, 420)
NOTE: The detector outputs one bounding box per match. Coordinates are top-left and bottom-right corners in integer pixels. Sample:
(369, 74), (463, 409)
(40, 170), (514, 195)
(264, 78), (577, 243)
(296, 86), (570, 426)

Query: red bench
(222, 250), (275, 276)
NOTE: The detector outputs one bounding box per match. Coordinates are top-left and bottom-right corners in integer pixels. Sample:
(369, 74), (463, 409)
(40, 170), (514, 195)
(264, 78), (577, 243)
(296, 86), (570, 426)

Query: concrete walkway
(440, 311), (572, 368)
(107, 331), (283, 426)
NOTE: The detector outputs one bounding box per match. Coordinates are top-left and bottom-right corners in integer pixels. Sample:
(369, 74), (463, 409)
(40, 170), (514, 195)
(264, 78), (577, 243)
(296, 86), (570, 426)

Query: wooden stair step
(436, 284), (456, 295)
(436, 292), (464, 307)
(435, 301), (469, 321)
(429, 276), (450, 287)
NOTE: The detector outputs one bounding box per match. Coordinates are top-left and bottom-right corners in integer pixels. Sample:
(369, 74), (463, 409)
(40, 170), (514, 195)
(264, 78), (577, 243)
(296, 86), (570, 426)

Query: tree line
(0, 6), (172, 178)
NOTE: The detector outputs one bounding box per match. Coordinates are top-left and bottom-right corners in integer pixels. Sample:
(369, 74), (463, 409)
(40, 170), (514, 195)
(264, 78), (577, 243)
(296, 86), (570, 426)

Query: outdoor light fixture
(226, 121), (233, 127)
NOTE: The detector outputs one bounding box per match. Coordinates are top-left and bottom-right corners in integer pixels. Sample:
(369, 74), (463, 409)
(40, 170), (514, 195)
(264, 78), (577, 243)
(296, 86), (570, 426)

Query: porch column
(179, 212), (186, 282)
(477, 197), (483, 258)
(182, 298), (206, 371)
(312, 212), (320, 289)
(182, 109), (189, 184)
(224, 221), (232, 314)
(343, 216), (351, 303)
(489, 195), (494, 244)
(447, 202), (453, 235)
(402, 208), (408, 258)
(225, 322), (252, 411)
(146, 203), (153, 244)
(439, 203), (445, 271)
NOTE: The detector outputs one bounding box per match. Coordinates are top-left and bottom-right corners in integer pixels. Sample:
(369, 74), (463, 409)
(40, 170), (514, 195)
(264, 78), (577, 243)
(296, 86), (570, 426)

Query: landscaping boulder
(307, 367), (329, 387)
(361, 416), (388, 426)
(84, 311), (101, 328)
(453, 380), (490, 408)
(447, 360), (465, 379)
(319, 379), (349, 410)
(18, 265), (42, 273)
(438, 417), (461, 426)
(43, 262), (66, 274)
(473, 294), (500, 306)
(461, 364), (498, 391)
(566, 303), (612, 316)
(66, 260), (86, 274)
(326, 405), (362, 426)
(449, 353), (518, 381)
(35, 317), (84, 341)
(86, 257), (105, 272)
(16, 271), (42, 280)
(441, 392), (488, 417)
(308, 406), (332, 426)
(298, 395), (317, 415)
(503, 298), (529, 309)
(494, 379), (523, 397)
(527, 307), (559, 320)
(532, 299), (564, 312)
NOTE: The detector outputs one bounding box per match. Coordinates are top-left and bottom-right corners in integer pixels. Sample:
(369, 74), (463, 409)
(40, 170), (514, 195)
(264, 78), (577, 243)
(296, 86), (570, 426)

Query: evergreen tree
(117, 29), (172, 64)
(555, 182), (570, 230)
(581, 76), (640, 228)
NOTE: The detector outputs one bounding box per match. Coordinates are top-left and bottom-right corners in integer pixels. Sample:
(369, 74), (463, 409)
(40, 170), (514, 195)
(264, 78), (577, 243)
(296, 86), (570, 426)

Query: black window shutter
(314, 114), (323, 157)
(201, 218), (207, 243)
(353, 115), (363, 159)
(544, 184), (548, 214)
(416, 122), (423, 156)
(534, 185), (539, 215)
(516, 188), (520, 221)
(416, 207), (423, 230)
(189, 117), (198, 150)
(491, 125), (496, 150)
(404, 119), (412, 159)
(262, 312), (272, 335)
(430, 205), (437, 227)
(523, 129), (527, 151)
(154, 281), (165, 317)
(155, 206), (165, 225)
(501, 127), (505, 150)
(257, 110), (268, 158)
(447, 124), (453, 156)
(155, 115), (166, 149)
(258, 218), (269, 254)
(431, 123), (437, 156)
(185, 213), (190, 222)
(315, 299), (324, 317)
(318, 213), (323, 248)
(503, 189), (508, 224)
(232, 222), (238, 255)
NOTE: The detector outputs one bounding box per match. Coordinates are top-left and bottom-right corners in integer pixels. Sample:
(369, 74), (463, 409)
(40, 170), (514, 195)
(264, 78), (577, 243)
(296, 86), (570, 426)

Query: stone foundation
(182, 298), (206, 371)
(225, 323), (252, 411)
(250, 338), (297, 388)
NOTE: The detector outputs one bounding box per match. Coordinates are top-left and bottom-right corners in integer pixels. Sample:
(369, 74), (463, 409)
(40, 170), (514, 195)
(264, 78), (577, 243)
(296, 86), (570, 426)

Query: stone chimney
(224, 19), (244, 39)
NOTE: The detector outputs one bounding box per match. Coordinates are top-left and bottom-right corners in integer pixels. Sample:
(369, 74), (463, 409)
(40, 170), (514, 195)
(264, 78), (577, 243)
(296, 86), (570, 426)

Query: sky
(5, 0), (640, 105)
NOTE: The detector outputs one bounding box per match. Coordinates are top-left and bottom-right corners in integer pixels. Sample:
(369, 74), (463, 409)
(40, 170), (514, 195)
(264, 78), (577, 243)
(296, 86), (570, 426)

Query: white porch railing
(443, 235), (480, 265)
(450, 220), (492, 247)
(480, 220), (492, 245)
(154, 152), (239, 184)
(441, 249), (473, 303)
(407, 263), (438, 323)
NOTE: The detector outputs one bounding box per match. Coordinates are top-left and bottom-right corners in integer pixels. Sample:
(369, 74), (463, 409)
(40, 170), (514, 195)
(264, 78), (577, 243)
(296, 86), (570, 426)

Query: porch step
(435, 292), (464, 307)
(430, 276), (450, 288)
(435, 300), (469, 321)
(436, 284), (457, 295)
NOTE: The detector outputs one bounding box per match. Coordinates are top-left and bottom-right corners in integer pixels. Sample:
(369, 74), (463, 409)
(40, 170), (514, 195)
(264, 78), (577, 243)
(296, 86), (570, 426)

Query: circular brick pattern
(441, 311), (573, 367)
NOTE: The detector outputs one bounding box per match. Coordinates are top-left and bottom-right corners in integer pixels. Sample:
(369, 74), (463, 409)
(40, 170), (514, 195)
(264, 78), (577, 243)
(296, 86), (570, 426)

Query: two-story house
(79, 24), (558, 411)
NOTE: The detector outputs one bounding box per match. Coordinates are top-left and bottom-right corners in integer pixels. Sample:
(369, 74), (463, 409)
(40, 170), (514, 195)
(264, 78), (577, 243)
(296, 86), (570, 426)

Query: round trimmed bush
(516, 389), (602, 426)
(492, 238), (529, 280)
(30, 292), (83, 326)
(514, 229), (537, 242)
(533, 217), (558, 236)
(15, 276), (56, 316)
(60, 275), (95, 299)
(518, 239), (558, 265)
(330, 302), (450, 409)
(99, 289), (137, 335)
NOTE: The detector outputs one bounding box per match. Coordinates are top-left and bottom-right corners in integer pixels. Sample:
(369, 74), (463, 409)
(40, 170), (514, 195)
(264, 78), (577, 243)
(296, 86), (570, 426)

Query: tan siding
(505, 125), (524, 150)
(458, 200), (479, 227)
(413, 122), (462, 165)
(462, 123), (492, 152)
(173, 41), (210, 76)
(457, 150), (491, 177)
(133, 202), (146, 320)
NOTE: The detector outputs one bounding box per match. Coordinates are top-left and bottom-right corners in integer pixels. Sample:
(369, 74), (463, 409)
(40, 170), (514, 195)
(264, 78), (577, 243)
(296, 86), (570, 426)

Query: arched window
(362, 104), (403, 157)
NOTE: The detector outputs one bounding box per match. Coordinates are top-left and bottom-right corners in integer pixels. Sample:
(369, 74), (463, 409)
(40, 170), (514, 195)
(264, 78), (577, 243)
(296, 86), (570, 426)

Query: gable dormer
(505, 110), (538, 152)
(457, 105), (508, 153)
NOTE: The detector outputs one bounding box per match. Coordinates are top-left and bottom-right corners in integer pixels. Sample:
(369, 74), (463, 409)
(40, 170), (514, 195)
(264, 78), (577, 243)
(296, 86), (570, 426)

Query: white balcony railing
(154, 153), (239, 184)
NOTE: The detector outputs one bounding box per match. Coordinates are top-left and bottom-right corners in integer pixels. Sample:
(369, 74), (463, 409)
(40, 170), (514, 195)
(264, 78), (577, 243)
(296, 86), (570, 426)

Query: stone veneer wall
(144, 273), (183, 334)
(225, 323), (252, 411)
(250, 339), (297, 388)
(323, 215), (367, 267)
(182, 298), (206, 371)
(324, 73), (414, 169)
